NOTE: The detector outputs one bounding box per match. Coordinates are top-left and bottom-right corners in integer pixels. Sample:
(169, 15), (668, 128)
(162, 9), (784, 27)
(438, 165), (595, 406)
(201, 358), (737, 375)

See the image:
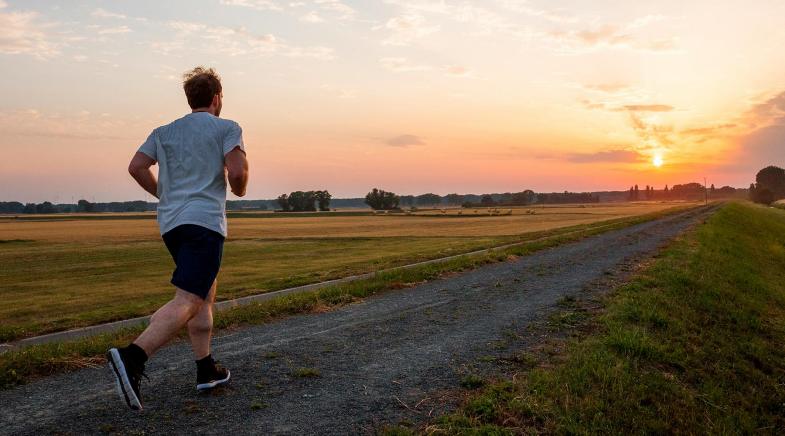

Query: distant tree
(710, 184), (716, 194)
(287, 191), (317, 212)
(756, 166), (785, 200)
(276, 194), (290, 211)
(445, 193), (464, 206)
(634, 184), (640, 200)
(36, 201), (56, 214)
(755, 188), (775, 205)
(416, 193), (442, 206)
(480, 194), (495, 206)
(22, 203), (36, 214)
(628, 186), (635, 201)
(314, 190), (332, 211)
(511, 190), (536, 205)
(365, 188), (400, 210)
(77, 199), (94, 212)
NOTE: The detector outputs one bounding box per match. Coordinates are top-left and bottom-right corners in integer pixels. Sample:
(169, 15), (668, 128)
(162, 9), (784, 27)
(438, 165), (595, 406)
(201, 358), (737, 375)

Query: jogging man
(107, 67), (249, 411)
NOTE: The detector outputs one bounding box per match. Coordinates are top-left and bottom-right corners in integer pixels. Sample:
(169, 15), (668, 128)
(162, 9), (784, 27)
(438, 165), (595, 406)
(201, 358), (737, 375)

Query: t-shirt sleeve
(223, 122), (245, 156)
(137, 129), (158, 160)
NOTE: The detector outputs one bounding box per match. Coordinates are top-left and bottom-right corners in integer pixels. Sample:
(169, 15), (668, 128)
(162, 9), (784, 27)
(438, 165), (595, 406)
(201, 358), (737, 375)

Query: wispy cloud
(623, 104), (674, 112)
(219, 0), (283, 11)
(0, 7), (59, 59)
(384, 134), (425, 147)
(382, 14), (440, 46)
(156, 20), (334, 59)
(379, 57), (432, 72)
(90, 8), (127, 20)
(567, 149), (644, 163)
(300, 11), (324, 23)
(497, 0), (578, 23)
(91, 25), (132, 35)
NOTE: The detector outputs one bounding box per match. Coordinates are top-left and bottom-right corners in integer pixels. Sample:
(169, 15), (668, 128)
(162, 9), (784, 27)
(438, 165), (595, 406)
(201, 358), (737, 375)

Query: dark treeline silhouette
(276, 190), (332, 212)
(750, 165), (785, 205)
(365, 188), (400, 210)
(0, 200), (154, 214)
(2, 179), (755, 215)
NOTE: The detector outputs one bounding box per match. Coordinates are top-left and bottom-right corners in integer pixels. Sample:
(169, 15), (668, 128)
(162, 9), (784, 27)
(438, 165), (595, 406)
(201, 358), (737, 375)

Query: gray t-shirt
(138, 112), (245, 237)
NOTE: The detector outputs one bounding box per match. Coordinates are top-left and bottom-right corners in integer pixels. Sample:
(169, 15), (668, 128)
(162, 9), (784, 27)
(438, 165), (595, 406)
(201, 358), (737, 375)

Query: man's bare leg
(187, 280), (217, 360)
(134, 289), (205, 357)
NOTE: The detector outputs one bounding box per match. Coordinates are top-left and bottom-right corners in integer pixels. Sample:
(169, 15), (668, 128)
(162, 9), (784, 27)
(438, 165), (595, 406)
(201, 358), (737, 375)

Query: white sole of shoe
(196, 369), (231, 391)
(107, 348), (143, 411)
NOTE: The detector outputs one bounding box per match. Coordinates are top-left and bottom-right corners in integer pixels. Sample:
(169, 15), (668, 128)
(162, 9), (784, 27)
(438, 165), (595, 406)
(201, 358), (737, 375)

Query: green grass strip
(0, 205), (697, 390)
(436, 202), (785, 434)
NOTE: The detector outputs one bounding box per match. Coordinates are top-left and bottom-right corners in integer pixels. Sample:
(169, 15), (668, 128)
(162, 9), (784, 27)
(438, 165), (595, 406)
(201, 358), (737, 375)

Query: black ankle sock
(123, 343), (148, 366)
(196, 354), (214, 370)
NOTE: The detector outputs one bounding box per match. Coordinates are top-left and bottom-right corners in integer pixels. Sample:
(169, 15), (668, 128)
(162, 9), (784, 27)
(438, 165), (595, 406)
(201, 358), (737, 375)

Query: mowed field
(0, 202), (692, 341)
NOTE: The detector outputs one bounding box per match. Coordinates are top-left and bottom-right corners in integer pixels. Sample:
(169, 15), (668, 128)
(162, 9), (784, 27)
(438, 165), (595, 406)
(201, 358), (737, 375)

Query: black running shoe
(107, 347), (146, 410)
(196, 358), (231, 391)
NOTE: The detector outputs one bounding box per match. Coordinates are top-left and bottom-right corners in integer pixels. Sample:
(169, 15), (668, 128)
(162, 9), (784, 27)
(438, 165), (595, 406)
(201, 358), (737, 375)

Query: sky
(1, 0), (784, 202)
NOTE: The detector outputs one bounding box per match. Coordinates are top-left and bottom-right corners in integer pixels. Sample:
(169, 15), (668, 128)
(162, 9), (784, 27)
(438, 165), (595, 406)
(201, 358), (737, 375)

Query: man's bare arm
(225, 146), (249, 197)
(128, 152), (158, 199)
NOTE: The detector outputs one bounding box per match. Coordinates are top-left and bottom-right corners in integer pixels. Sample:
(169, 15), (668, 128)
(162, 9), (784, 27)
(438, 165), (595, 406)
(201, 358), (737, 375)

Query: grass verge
(0, 204), (700, 390)
(434, 201), (785, 434)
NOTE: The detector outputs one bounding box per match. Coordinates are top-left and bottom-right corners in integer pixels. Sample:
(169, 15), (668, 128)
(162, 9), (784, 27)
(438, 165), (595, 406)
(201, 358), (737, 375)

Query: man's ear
(211, 93), (220, 108)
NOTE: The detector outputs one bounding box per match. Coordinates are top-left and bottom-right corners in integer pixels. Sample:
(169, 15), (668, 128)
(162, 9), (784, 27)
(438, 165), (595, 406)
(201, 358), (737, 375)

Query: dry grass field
(0, 202), (695, 341)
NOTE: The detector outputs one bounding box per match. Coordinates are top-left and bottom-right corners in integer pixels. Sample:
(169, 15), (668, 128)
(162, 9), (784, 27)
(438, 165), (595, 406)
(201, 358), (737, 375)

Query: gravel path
(0, 206), (713, 435)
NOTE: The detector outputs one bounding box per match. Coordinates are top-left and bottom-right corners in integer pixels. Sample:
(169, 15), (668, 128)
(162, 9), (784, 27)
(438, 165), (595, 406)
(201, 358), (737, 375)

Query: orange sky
(1, 0), (784, 202)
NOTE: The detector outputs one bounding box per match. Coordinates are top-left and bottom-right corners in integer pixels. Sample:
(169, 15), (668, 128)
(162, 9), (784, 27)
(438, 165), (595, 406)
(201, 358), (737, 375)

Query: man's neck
(192, 108), (215, 115)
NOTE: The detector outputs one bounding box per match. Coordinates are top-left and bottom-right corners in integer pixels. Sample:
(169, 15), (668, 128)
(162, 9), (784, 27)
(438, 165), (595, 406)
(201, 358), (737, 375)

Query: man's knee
(174, 289), (207, 315)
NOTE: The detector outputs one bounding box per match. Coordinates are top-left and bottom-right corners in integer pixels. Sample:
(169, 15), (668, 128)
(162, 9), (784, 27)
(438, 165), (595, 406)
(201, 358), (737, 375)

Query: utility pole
(704, 176), (708, 205)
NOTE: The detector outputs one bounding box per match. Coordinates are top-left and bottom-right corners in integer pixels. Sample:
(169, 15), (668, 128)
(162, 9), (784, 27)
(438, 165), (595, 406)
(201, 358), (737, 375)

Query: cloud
(746, 90), (785, 128)
(497, 0), (578, 24)
(0, 9), (59, 58)
(94, 25), (132, 35)
(300, 11), (324, 23)
(91, 8), (127, 20)
(623, 104), (674, 112)
(740, 124), (785, 168)
(546, 17), (682, 54)
(382, 14), (440, 46)
(384, 134), (425, 147)
(734, 91), (785, 169)
(0, 109), (134, 140)
(382, 0), (525, 41)
(0, 1), (8, 8)
(581, 100), (675, 113)
(582, 82), (631, 94)
(320, 84), (357, 99)
(444, 65), (472, 77)
(219, 0), (282, 11)
(314, 0), (356, 21)
(157, 20), (334, 59)
(567, 149), (644, 163)
(379, 57), (432, 72)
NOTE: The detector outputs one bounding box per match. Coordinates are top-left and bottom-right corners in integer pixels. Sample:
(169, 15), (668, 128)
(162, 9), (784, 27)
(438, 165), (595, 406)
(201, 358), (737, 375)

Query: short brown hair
(182, 66), (222, 109)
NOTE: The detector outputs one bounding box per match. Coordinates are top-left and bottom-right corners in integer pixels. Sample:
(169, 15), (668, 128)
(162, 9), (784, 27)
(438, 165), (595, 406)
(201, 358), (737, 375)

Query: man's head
(183, 66), (223, 116)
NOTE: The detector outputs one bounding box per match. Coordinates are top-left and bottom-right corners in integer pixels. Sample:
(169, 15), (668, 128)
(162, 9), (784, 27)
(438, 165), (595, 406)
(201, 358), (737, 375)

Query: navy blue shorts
(162, 224), (225, 300)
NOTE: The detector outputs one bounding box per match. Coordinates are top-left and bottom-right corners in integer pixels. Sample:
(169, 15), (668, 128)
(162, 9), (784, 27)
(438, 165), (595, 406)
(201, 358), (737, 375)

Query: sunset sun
(653, 154), (664, 168)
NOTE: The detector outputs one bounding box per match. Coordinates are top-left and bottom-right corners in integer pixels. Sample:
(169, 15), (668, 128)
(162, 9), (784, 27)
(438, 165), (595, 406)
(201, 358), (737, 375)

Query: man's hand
(128, 152), (159, 199)
(225, 146), (248, 197)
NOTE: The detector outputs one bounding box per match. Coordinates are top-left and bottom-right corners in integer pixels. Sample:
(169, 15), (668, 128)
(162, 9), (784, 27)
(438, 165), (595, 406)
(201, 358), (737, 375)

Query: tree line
(0, 200), (153, 214)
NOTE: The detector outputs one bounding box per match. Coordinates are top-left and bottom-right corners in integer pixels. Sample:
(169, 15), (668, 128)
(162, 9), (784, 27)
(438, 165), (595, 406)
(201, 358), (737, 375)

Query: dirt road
(0, 206), (713, 435)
